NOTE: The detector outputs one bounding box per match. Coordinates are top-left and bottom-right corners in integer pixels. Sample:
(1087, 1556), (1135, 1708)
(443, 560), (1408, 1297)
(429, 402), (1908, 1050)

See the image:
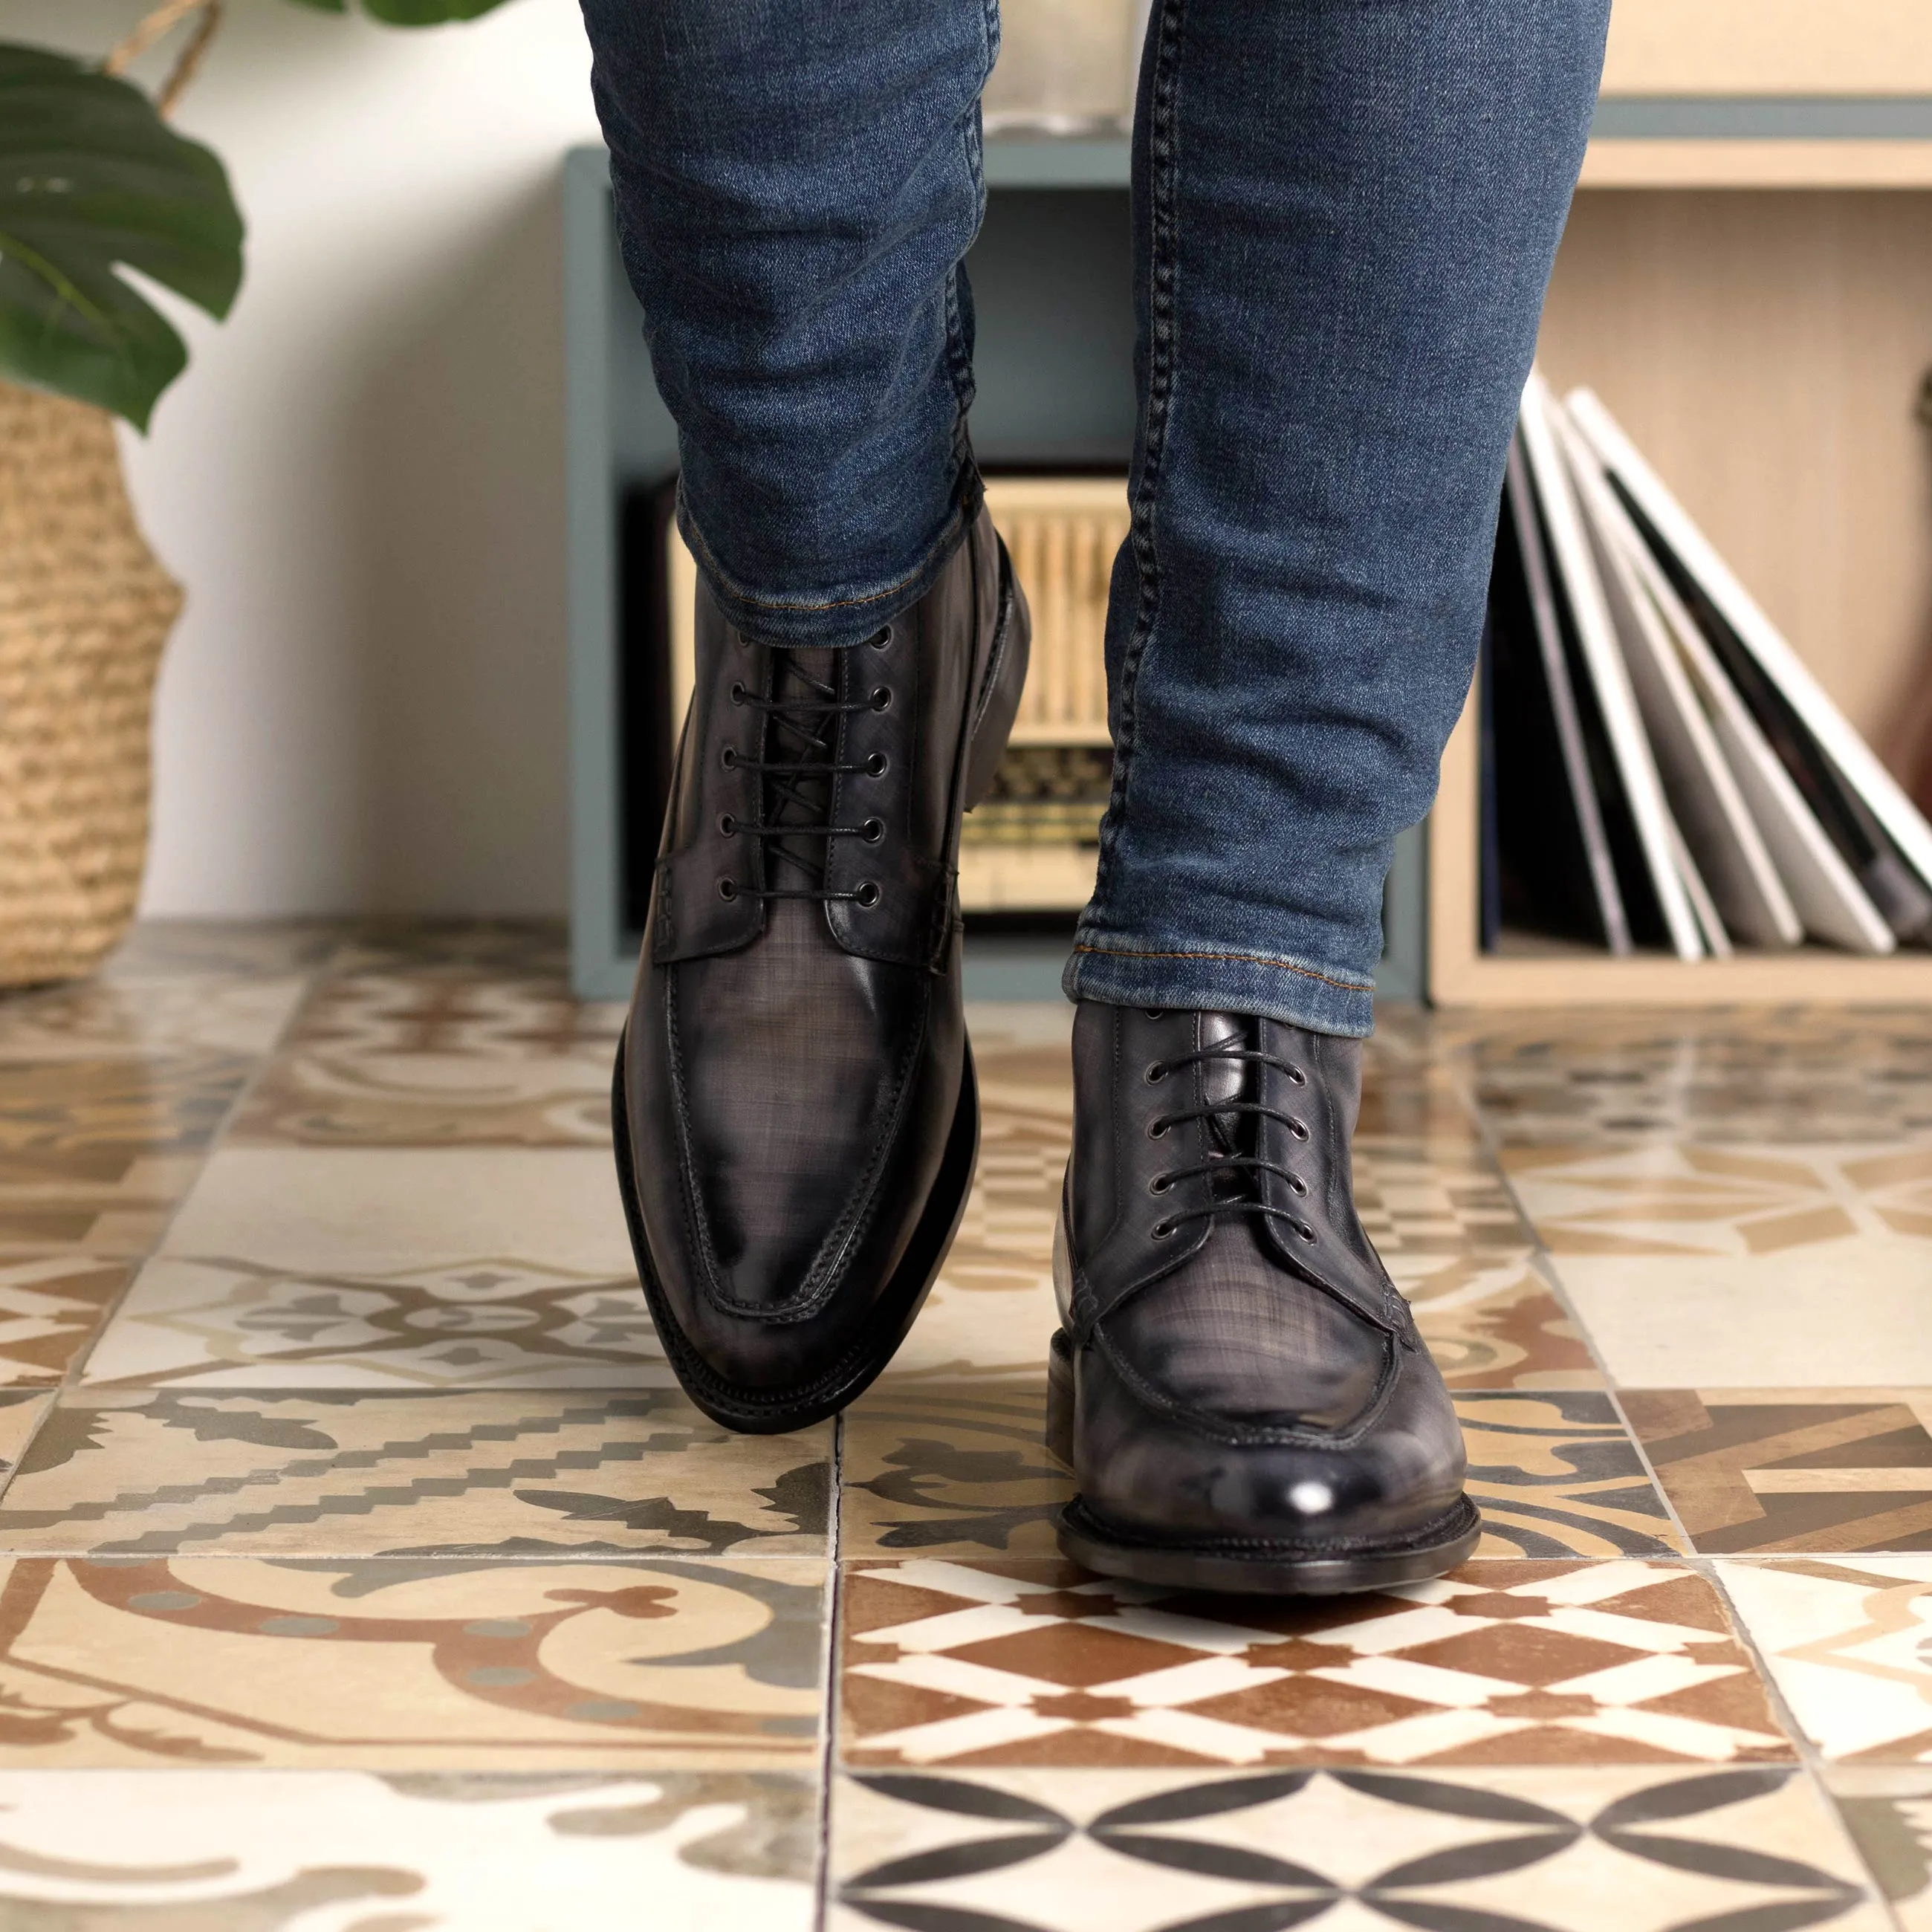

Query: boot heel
(1046, 1326), (1076, 1471)
(963, 536), (1031, 810)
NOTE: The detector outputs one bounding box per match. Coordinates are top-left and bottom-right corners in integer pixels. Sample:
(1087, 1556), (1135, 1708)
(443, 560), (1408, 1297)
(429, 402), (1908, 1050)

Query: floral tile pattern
(0, 1555), (826, 1767)
(0, 1769), (815, 1929)
(841, 1381), (1069, 1560)
(831, 1765), (1887, 1931)
(0, 1255), (132, 1385)
(840, 1557), (1785, 1768)
(1448, 1009), (1932, 1144)
(0, 1391), (829, 1557)
(0, 976), (310, 1060)
(77, 1146), (656, 1388)
(1455, 1393), (1685, 1557)
(1505, 1144), (1932, 1387)
(1621, 1391), (1932, 1554)
(0, 930), (1922, 1919)
(1830, 1766), (1932, 1931)
(1718, 1558), (1932, 1761)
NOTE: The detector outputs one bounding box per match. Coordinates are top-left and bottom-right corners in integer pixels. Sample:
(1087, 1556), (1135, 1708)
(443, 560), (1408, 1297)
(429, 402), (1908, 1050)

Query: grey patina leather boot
(1048, 1002), (1479, 1592)
(613, 508), (1028, 1433)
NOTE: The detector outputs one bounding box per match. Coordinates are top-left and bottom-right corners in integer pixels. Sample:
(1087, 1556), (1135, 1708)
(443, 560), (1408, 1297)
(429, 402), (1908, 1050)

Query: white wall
(3, 0), (604, 916)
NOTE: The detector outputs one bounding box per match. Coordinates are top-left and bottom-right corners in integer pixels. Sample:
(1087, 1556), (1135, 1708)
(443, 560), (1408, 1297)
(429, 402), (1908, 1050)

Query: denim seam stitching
(1071, 941), (1374, 997)
(1085, 0), (1184, 925)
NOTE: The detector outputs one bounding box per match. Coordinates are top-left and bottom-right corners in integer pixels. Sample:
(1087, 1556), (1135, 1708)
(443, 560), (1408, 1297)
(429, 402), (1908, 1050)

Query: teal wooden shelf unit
(563, 139), (1427, 1002)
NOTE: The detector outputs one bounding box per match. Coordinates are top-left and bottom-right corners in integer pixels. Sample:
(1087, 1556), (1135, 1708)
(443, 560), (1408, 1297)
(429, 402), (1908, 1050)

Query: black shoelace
(1143, 1041), (1319, 1245)
(716, 644), (890, 907)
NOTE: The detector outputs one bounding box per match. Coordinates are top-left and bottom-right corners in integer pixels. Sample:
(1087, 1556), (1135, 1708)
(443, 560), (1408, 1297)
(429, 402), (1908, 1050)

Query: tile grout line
(0, 942), (340, 1512)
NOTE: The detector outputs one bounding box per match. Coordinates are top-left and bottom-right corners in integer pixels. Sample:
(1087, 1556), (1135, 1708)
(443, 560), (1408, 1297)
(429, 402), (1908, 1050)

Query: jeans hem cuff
(679, 470), (984, 648)
(1061, 941), (1377, 1038)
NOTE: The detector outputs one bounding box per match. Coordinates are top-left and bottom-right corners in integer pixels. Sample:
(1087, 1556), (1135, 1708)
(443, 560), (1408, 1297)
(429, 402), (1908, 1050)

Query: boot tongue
(1196, 1011), (1252, 1159)
(764, 646), (840, 893)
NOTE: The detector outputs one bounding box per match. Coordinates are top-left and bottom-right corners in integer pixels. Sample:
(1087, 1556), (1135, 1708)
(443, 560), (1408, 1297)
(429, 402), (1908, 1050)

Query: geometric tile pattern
(1509, 1145), (1932, 1389)
(840, 1558), (1788, 1768)
(0, 1392), (831, 1557)
(0, 1556), (826, 1767)
(832, 1766), (1889, 1931)
(0, 1255), (131, 1384)
(1719, 1558), (1932, 1760)
(1450, 1008), (1932, 1144)
(0, 931), (1923, 1922)
(1831, 1766), (1932, 1931)
(0, 1769), (816, 1929)
(1622, 1391), (1932, 1553)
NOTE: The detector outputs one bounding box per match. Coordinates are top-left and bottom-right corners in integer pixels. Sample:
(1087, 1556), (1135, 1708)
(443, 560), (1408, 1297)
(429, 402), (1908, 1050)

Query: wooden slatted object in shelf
(666, 476), (1127, 915)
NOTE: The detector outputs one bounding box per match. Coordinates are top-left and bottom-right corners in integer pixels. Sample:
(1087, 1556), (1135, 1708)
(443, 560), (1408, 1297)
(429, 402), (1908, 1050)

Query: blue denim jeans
(579, 0), (1607, 1037)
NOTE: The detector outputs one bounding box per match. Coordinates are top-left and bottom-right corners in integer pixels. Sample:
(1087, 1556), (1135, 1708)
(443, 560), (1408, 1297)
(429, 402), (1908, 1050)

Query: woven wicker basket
(0, 380), (182, 988)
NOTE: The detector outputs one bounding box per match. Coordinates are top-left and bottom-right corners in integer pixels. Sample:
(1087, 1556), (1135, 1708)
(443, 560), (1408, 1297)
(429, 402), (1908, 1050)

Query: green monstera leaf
(0, 45), (244, 429)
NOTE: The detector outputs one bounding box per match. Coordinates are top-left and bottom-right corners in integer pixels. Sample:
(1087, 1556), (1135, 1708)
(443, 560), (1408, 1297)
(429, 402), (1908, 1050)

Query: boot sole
(610, 539), (1028, 1436)
(612, 1031), (979, 1434)
(1046, 1255), (1482, 1595)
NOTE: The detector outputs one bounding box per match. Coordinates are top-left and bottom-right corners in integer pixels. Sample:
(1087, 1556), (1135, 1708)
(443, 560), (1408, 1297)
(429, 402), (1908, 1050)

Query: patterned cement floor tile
(889, 1042), (1067, 1382)
(831, 1764), (1886, 1932)
(0, 1393), (51, 1489)
(0, 1391), (829, 1557)
(1621, 1390), (1932, 1554)
(0, 974), (311, 1060)
(1456, 1393), (1685, 1558)
(1505, 1143), (1932, 1387)
(231, 1051), (616, 1147)
(284, 969), (622, 1059)
(0, 1555), (825, 1767)
(1829, 1766), (1932, 1931)
(0, 1054), (257, 1257)
(842, 1381), (1069, 1561)
(0, 1256), (132, 1386)
(1718, 1557), (1932, 1761)
(0, 1768), (815, 1929)
(325, 921), (572, 978)
(81, 1254), (667, 1390)
(78, 1145), (658, 1389)
(840, 1557), (1786, 1769)
(100, 921), (343, 980)
(1451, 1009), (1932, 1144)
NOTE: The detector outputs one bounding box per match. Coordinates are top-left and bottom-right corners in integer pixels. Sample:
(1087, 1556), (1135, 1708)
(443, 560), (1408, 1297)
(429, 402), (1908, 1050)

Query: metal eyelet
(1288, 1118), (1311, 1141)
(1294, 1219), (1317, 1242)
(866, 751), (889, 777)
(866, 626), (892, 649)
(853, 881), (881, 910)
(1149, 1175), (1170, 1196)
(1288, 1066), (1308, 1086)
(1288, 1174), (1308, 1196)
(720, 747), (737, 770)
(870, 685), (892, 713)
(716, 878), (737, 901)
(1150, 1219), (1175, 1241)
(1144, 1061), (1166, 1084)
(1147, 1118), (1169, 1139)
(718, 813), (736, 837)
(729, 681), (745, 706)
(862, 817), (885, 844)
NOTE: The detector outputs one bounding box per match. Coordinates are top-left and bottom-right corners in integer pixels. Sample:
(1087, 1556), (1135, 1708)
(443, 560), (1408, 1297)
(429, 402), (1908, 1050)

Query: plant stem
(102, 0), (226, 117)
